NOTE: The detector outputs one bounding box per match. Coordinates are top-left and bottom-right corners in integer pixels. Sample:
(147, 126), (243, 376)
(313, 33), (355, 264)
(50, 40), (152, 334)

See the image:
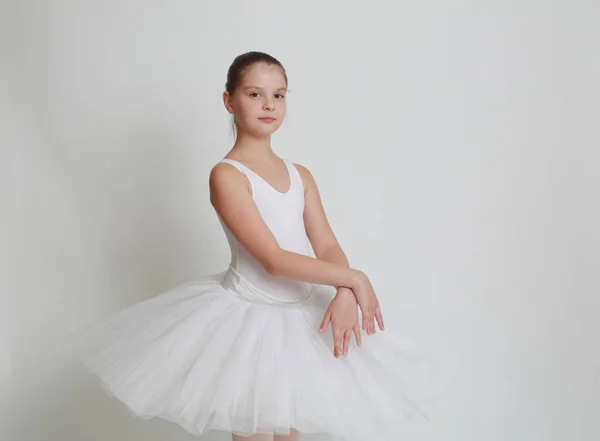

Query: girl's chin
(245, 125), (282, 137)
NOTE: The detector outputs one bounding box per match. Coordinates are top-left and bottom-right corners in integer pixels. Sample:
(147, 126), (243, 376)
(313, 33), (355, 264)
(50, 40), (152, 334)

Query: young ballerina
(74, 51), (435, 441)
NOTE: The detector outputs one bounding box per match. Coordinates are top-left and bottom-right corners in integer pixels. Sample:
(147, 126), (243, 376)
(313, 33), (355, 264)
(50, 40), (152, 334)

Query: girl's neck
(229, 132), (279, 162)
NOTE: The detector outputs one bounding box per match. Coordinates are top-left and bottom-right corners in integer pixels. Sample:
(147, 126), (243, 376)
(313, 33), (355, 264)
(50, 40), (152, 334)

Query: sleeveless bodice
(217, 158), (314, 304)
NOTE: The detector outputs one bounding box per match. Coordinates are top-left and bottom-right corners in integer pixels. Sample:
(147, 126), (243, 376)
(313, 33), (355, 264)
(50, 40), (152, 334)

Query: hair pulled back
(225, 51), (288, 96)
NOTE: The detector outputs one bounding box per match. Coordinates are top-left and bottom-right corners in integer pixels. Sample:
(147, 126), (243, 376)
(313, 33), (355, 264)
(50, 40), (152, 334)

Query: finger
(371, 305), (378, 334)
(332, 327), (342, 358)
(375, 305), (385, 331)
(364, 311), (375, 335)
(342, 330), (351, 356)
(361, 309), (370, 332)
(353, 326), (362, 347)
(318, 310), (332, 333)
(357, 303), (366, 327)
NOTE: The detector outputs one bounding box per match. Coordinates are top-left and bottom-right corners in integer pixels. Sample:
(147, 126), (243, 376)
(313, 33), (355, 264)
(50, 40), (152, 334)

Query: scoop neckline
(224, 158), (292, 195)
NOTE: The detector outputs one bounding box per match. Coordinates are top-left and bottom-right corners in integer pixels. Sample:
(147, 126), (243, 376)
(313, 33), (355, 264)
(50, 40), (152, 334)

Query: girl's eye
(275, 93), (285, 99)
(249, 92), (260, 97)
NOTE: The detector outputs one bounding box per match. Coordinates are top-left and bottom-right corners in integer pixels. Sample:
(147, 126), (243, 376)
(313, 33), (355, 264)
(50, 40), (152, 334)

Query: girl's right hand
(352, 272), (385, 335)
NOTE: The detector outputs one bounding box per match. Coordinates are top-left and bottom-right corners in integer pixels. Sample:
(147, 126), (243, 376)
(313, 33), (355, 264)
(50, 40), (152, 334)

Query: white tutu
(72, 269), (438, 441)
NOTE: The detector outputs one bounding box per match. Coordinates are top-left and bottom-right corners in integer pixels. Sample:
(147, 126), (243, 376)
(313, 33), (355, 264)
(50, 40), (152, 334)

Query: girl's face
(224, 62), (287, 137)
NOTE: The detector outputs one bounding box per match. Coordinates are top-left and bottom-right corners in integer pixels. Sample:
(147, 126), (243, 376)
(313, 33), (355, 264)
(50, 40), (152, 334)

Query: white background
(2, 1), (599, 440)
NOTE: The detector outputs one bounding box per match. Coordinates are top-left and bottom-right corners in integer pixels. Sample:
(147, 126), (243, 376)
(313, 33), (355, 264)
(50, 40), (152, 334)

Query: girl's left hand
(318, 287), (362, 357)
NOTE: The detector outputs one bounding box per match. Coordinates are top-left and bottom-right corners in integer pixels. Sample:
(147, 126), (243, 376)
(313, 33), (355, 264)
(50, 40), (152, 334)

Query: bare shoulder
(291, 162), (312, 177)
(209, 161), (238, 183)
(209, 161), (252, 202)
(290, 162), (316, 192)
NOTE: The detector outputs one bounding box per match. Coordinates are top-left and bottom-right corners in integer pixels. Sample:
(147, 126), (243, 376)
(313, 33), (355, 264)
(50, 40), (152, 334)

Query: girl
(74, 51), (435, 441)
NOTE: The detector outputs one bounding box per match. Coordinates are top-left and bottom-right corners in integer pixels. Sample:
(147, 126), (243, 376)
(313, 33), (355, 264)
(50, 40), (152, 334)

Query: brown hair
(225, 51), (288, 137)
(226, 51), (288, 95)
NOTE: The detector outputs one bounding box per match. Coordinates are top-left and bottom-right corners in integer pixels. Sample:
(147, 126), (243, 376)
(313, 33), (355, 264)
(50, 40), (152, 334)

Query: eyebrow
(243, 85), (287, 91)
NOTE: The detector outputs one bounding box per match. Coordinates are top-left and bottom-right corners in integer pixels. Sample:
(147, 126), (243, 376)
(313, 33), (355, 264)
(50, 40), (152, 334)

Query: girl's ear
(223, 91), (234, 115)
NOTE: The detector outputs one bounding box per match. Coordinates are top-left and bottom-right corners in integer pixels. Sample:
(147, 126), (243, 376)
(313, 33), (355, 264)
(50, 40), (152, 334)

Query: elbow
(263, 248), (283, 276)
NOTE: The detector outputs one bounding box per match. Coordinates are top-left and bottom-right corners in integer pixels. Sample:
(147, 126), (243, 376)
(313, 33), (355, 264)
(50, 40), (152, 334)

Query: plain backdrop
(2, 1), (599, 440)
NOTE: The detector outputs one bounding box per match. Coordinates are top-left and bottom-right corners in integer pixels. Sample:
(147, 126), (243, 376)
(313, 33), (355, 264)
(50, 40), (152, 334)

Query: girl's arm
(209, 162), (364, 290)
(295, 163), (350, 272)
(298, 163), (383, 336)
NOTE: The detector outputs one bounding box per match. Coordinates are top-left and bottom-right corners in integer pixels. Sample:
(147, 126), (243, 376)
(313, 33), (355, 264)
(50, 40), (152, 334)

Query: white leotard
(218, 158), (314, 304)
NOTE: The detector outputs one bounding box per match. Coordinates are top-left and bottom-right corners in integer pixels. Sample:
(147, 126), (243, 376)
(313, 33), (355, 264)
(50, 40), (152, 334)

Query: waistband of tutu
(221, 265), (312, 306)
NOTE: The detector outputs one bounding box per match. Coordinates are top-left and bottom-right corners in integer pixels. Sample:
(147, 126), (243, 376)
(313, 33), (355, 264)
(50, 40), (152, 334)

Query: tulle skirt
(72, 269), (438, 441)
